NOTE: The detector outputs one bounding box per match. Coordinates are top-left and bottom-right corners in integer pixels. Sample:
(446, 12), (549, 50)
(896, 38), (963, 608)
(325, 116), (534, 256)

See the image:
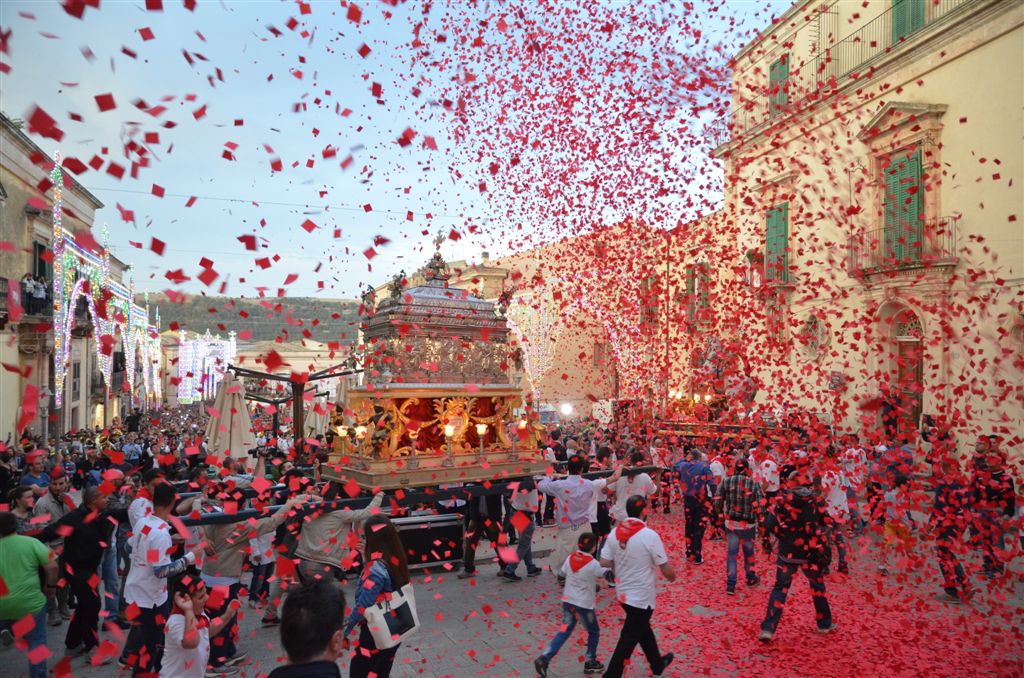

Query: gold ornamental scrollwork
(434, 396), (476, 443)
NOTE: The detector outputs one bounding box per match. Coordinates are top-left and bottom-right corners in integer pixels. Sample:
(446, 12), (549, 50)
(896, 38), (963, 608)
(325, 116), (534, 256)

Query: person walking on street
(931, 454), (972, 604)
(534, 532), (607, 676)
(599, 495), (675, 678)
(32, 467), (73, 626)
(715, 456), (763, 594)
(501, 480), (543, 581)
(759, 465), (834, 642)
(344, 515), (411, 678)
(538, 455), (595, 585)
(121, 482), (203, 676)
(971, 437), (1017, 578)
(0, 511), (60, 678)
(675, 448), (713, 564)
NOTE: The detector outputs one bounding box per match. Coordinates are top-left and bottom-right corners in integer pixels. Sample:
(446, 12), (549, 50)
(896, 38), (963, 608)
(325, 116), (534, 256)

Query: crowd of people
(0, 410), (1020, 678)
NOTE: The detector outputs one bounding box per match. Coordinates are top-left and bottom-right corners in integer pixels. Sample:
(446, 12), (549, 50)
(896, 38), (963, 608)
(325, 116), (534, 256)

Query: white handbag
(363, 582), (420, 649)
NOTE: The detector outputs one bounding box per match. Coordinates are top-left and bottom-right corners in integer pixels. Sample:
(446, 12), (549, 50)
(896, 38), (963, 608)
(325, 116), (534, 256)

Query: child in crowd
(534, 533), (607, 677)
(161, 572), (239, 678)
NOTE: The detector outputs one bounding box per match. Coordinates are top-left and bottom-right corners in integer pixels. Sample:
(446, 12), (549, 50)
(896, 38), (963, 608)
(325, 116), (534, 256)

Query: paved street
(14, 513), (1023, 677)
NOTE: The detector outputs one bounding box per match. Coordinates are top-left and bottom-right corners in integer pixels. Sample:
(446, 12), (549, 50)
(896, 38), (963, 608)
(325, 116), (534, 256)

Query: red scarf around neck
(615, 518), (645, 549)
(568, 551), (594, 573)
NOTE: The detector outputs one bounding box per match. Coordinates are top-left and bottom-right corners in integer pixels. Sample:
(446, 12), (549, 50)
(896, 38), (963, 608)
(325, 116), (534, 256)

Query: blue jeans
(544, 602), (599, 662)
(726, 527), (756, 588)
(504, 516), (536, 574)
(761, 558), (832, 633)
(101, 546), (121, 614)
(1, 606), (47, 678)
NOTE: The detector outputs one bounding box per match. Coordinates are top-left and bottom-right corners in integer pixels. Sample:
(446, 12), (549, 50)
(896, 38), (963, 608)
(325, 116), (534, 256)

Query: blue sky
(1, 0), (787, 299)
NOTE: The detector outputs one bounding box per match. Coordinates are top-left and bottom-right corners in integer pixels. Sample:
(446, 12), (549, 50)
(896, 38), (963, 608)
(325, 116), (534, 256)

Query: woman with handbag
(344, 514), (415, 678)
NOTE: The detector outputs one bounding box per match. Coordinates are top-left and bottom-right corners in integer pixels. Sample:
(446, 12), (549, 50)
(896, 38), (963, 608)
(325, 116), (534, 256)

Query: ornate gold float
(324, 246), (547, 489)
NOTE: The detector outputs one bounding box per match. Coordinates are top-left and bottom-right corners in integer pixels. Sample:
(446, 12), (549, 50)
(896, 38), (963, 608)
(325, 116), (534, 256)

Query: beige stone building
(695, 0), (1024, 453)
(463, 0), (1023, 454)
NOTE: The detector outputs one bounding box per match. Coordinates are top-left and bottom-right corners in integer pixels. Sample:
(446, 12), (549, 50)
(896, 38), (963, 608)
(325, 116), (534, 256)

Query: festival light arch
(50, 153), (162, 409)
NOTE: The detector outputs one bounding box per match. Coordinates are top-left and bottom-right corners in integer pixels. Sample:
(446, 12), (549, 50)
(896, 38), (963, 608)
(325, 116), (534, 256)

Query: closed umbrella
(204, 372), (256, 459)
(305, 395), (330, 436)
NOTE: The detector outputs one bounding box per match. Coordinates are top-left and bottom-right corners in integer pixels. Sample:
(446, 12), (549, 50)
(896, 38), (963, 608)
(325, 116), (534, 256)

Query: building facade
(692, 0), (1023, 451)
(1, 113), (162, 441)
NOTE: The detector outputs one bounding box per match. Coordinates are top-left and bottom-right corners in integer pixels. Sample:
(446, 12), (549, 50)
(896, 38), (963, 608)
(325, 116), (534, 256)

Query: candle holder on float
(475, 423), (488, 462)
(443, 423), (455, 467)
(509, 419), (527, 461)
(407, 427), (420, 470)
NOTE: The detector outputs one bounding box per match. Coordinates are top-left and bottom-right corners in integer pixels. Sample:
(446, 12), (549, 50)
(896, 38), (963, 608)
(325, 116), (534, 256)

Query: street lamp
(443, 423), (455, 467)
(475, 423), (488, 461)
(560, 402), (573, 417)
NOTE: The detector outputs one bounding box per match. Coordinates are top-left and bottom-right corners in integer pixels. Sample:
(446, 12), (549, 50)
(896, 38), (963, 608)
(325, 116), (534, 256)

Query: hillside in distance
(139, 293), (362, 345)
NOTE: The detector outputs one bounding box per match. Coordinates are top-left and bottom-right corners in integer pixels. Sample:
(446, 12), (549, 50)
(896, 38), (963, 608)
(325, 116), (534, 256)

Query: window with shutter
(769, 55), (789, 118)
(883, 148), (923, 264)
(892, 0), (926, 43)
(684, 264), (696, 326)
(697, 262), (710, 317)
(765, 203), (790, 283)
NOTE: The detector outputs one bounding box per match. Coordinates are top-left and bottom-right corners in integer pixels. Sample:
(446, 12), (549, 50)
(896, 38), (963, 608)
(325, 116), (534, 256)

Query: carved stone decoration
(797, 313), (831, 360)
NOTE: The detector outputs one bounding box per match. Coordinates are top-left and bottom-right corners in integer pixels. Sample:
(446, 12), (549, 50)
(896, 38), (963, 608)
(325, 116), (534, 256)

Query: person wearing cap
(19, 451), (51, 498)
(758, 464), (834, 642)
(32, 466), (73, 626)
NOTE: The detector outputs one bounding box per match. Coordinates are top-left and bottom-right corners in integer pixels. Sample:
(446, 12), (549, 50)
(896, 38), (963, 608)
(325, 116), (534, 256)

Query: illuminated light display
(49, 152), (162, 409)
(176, 329), (237, 404)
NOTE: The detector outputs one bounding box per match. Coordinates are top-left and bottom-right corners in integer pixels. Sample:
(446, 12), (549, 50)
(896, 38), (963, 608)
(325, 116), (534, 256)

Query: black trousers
(602, 604), (666, 678)
(464, 514), (504, 572)
(683, 496), (707, 558)
(349, 622), (400, 678)
(121, 601), (169, 676)
(65, 574), (101, 651)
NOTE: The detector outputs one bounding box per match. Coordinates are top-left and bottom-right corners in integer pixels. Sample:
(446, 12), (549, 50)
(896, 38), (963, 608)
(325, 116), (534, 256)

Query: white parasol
(204, 371), (257, 460)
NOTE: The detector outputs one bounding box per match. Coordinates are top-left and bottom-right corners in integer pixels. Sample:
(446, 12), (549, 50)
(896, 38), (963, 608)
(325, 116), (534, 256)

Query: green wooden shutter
(698, 262), (710, 311)
(765, 203), (789, 283)
(884, 149), (923, 263)
(685, 265), (695, 325)
(893, 0), (926, 43)
(769, 55), (789, 118)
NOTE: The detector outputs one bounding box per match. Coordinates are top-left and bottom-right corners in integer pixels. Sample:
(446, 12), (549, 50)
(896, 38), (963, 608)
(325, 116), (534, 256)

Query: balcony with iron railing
(848, 215), (960, 280)
(711, 0), (981, 149)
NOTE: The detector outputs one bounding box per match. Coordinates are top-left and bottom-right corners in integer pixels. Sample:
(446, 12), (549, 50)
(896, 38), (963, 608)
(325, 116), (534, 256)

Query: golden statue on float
(324, 242), (546, 489)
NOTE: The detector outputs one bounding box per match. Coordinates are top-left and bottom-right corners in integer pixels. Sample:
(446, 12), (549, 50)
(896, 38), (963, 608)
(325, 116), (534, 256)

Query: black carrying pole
(178, 466), (665, 527)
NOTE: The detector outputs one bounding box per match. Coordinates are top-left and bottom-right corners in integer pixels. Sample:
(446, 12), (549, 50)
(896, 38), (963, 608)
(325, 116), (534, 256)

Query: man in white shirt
(821, 466), (850, 574)
(599, 495), (676, 678)
(122, 482), (203, 676)
(538, 455), (595, 584)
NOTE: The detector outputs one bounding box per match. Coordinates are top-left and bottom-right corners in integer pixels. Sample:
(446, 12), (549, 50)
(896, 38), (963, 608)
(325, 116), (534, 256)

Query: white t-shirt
(709, 458), (726, 484)
(841, 447), (867, 488)
(821, 470), (849, 520)
(609, 474), (657, 522)
(559, 552), (606, 610)
(160, 613), (210, 678)
(757, 459), (780, 493)
(128, 495), (153, 530)
(600, 522), (668, 610)
(587, 478), (609, 523)
(510, 484), (539, 513)
(126, 514), (193, 608)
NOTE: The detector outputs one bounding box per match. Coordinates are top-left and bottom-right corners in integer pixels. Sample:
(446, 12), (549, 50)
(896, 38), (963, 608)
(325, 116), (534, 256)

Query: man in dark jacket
(759, 465), (834, 642)
(675, 448), (713, 564)
(971, 437), (1017, 578)
(40, 486), (127, 663)
(457, 488), (506, 578)
(930, 453), (971, 604)
(268, 580), (345, 678)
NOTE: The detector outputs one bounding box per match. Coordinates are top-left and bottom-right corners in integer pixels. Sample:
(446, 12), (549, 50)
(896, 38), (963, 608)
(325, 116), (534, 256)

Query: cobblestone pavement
(10, 512), (1024, 677)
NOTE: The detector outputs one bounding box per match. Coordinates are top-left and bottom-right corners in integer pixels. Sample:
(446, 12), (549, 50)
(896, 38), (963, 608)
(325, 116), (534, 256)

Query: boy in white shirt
(161, 573), (238, 678)
(534, 533), (606, 677)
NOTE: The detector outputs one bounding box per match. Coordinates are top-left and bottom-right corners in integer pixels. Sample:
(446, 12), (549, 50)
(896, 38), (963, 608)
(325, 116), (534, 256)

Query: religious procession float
(323, 246), (548, 490)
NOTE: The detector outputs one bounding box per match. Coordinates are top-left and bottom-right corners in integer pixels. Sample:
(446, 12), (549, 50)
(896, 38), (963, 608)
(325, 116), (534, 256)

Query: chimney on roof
(481, 251), (489, 262)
